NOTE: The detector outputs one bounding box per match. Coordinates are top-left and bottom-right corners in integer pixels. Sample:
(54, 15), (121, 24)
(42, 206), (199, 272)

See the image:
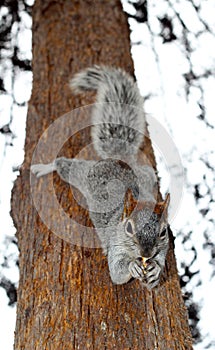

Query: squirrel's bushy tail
(70, 65), (145, 159)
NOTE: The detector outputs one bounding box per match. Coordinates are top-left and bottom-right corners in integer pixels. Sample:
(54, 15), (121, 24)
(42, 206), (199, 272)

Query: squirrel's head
(122, 190), (170, 258)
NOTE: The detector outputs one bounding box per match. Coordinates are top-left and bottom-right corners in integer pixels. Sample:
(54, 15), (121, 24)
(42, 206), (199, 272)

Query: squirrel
(31, 66), (170, 289)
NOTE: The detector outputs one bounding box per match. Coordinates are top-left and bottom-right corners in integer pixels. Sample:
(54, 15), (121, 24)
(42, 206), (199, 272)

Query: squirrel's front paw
(144, 260), (161, 289)
(129, 259), (145, 280)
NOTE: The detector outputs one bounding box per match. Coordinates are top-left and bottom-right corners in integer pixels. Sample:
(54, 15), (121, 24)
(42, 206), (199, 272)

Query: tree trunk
(11, 0), (193, 349)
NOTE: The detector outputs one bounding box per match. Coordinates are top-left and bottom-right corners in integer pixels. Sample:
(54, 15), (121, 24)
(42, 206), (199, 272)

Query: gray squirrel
(31, 66), (170, 289)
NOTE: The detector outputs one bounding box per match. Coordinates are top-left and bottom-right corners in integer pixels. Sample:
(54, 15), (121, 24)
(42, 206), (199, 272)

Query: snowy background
(0, 1), (32, 349)
(0, 0), (215, 349)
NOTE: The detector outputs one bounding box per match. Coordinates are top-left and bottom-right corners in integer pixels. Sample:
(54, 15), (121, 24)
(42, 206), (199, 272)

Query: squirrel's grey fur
(31, 66), (169, 289)
(70, 65), (145, 159)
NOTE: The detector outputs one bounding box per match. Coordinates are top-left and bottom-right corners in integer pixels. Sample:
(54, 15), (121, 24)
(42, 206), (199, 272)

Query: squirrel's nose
(140, 248), (152, 259)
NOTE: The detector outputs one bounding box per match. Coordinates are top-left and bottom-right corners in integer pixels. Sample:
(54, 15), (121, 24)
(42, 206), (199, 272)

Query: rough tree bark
(11, 0), (193, 349)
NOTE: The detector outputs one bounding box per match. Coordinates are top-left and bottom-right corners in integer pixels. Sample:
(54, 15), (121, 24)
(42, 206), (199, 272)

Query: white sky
(123, 0), (215, 348)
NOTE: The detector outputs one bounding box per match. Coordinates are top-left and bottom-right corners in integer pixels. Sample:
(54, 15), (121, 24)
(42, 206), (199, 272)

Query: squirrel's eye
(159, 229), (166, 239)
(126, 221), (134, 235)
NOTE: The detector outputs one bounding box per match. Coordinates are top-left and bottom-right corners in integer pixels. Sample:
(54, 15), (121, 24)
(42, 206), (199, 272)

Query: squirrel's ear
(154, 193), (170, 219)
(121, 189), (138, 221)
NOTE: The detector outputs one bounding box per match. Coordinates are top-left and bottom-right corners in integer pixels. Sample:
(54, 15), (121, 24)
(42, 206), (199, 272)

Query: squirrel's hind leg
(31, 157), (96, 197)
(31, 163), (56, 177)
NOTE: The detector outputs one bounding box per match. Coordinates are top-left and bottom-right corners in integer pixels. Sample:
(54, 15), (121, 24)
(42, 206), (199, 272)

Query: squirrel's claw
(144, 260), (161, 289)
(129, 259), (145, 280)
